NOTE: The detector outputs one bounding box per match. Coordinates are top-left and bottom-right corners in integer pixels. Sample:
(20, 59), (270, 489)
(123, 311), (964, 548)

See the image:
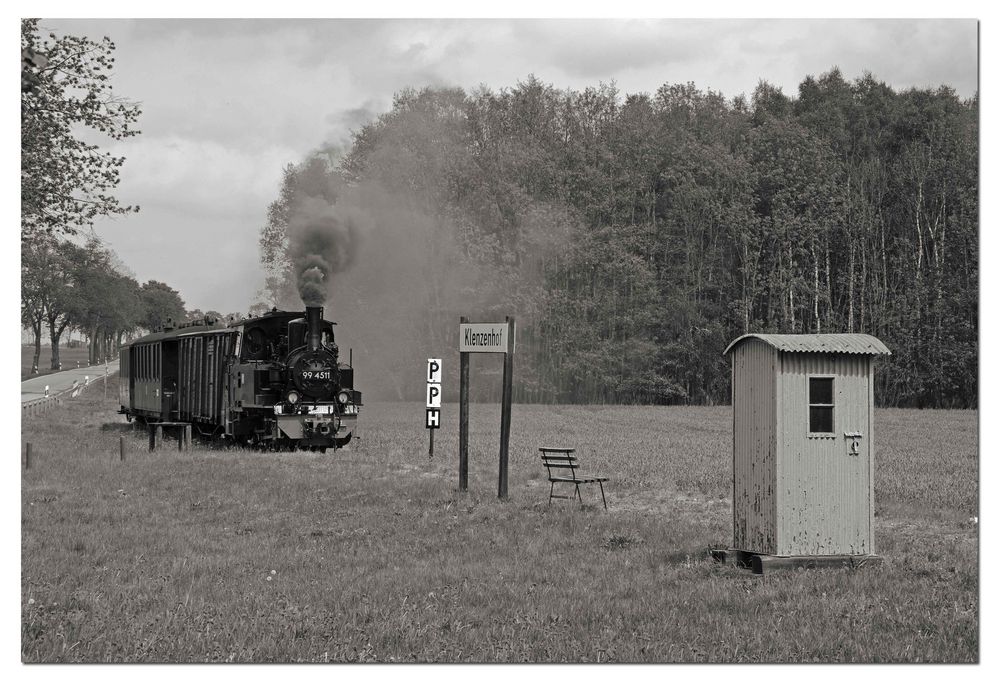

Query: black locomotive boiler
(118, 305), (361, 451)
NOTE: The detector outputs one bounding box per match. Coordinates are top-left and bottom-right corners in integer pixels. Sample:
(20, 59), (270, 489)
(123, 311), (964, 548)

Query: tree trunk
(811, 241), (820, 333)
(847, 240), (856, 332)
(47, 320), (67, 371)
(31, 317), (42, 374)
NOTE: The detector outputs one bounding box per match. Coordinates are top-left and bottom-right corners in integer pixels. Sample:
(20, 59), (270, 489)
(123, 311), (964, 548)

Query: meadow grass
(21, 344), (95, 381)
(21, 380), (978, 662)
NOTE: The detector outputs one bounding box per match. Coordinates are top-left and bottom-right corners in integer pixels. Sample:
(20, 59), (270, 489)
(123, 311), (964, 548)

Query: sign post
(498, 316), (515, 499)
(459, 317), (469, 491)
(458, 316), (516, 498)
(426, 358), (442, 457)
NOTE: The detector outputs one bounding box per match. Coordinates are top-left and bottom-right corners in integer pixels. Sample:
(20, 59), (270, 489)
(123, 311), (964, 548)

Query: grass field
(21, 378), (978, 662)
(21, 344), (95, 381)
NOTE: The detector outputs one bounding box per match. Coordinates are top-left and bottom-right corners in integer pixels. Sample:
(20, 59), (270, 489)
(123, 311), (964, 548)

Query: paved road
(21, 360), (120, 404)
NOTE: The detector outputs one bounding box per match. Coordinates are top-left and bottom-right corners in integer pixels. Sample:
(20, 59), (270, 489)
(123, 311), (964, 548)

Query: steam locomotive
(118, 305), (361, 451)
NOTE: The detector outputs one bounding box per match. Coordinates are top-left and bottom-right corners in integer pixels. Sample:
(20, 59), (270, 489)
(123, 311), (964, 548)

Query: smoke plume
(287, 193), (359, 307)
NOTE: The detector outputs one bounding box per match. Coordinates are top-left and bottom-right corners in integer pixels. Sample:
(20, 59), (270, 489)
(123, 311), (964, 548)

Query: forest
(258, 69), (978, 409)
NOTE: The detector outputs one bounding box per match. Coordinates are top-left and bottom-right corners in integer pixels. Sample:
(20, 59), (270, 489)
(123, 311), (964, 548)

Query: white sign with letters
(426, 383), (441, 408)
(427, 358), (442, 384)
(459, 322), (513, 353)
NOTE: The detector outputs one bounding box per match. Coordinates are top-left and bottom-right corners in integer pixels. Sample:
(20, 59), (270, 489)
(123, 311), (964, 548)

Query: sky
(24, 15), (980, 314)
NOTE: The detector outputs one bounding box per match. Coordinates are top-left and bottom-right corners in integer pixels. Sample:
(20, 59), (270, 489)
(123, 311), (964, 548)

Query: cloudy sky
(32, 16), (979, 314)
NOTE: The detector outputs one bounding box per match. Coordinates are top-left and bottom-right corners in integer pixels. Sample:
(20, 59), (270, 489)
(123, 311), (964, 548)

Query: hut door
(834, 370), (872, 554)
(783, 360), (872, 556)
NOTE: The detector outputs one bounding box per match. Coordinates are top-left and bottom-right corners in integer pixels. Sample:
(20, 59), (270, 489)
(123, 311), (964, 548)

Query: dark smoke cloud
(287, 194), (360, 307)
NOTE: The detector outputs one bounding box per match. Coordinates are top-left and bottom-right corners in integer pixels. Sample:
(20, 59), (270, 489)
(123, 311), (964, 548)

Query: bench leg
(549, 481), (554, 505)
(575, 484), (582, 503)
(599, 482), (607, 510)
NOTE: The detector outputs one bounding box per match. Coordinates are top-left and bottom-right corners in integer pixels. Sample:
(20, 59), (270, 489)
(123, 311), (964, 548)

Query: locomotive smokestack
(307, 306), (323, 351)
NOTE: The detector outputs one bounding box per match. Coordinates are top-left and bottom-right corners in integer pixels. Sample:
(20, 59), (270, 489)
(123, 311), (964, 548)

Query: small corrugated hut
(722, 333), (890, 560)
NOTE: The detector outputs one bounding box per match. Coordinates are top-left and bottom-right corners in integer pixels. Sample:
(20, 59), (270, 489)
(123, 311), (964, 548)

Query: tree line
(21, 234), (250, 373)
(262, 69), (977, 408)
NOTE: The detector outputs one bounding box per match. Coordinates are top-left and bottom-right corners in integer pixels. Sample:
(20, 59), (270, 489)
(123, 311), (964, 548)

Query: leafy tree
(247, 301), (273, 318)
(20, 18), (141, 240)
(140, 281), (186, 331)
(34, 239), (85, 370)
(55, 237), (147, 364)
(21, 238), (55, 373)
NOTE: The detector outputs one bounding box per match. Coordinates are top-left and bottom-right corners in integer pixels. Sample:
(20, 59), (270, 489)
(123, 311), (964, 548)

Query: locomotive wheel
(209, 427), (228, 449)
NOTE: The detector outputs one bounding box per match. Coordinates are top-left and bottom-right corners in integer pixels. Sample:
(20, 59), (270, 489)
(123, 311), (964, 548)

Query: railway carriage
(119, 306), (361, 451)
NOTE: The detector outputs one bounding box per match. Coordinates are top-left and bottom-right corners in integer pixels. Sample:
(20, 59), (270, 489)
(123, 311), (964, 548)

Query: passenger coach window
(808, 376), (834, 434)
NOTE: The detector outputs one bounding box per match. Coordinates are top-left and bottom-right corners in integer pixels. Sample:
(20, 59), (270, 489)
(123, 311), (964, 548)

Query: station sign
(459, 322), (514, 354)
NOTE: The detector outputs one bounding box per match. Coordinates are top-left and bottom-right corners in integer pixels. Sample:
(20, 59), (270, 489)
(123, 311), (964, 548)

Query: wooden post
(120, 436), (126, 462)
(498, 316), (514, 499)
(178, 427), (184, 451)
(459, 316), (469, 492)
(429, 426), (434, 458)
(184, 424), (192, 451)
(25, 442), (32, 470)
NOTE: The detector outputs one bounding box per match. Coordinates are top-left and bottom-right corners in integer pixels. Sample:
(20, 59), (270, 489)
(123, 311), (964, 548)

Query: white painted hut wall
(731, 338), (778, 554)
(776, 352), (873, 556)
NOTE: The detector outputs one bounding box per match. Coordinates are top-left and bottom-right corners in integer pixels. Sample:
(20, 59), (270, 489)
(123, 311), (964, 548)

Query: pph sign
(426, 358), (442, 429)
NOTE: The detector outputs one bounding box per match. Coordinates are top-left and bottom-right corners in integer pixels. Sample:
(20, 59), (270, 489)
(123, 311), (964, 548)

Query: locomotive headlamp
(287, 390), (300, 404)
(337, 390), (350, 405)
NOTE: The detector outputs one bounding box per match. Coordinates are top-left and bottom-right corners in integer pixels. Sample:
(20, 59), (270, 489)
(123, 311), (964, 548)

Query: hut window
(808, 376), (835, 434)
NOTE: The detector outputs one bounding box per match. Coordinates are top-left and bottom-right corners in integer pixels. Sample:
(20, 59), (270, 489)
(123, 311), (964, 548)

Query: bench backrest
(539, 447), (579, 479)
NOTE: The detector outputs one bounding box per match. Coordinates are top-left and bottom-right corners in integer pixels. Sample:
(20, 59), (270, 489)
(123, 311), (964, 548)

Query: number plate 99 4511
(301, 370), (332, 380)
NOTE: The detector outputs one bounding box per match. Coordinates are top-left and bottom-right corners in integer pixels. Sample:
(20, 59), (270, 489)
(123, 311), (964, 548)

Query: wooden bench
(539, 446), (608, 509)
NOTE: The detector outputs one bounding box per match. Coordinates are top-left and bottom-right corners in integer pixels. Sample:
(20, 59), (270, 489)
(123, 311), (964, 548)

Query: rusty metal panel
(776, 352), (872, 556)
(179, 338), (191, 420)
(119, 348), (128, 407)
(184, 338), (192, 418)
(133, 344), (159, 413)
(724, 333), (891, 357)
(732, 337), (778, 554)
(218, 333), (233, 422)
(196, 336), (205, 419)
(178, 339), (185, 418)
(208, 334), (220, 423)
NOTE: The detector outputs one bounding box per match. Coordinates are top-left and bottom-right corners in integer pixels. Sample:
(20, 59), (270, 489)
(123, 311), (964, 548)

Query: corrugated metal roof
(723, 333), (891, 357)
